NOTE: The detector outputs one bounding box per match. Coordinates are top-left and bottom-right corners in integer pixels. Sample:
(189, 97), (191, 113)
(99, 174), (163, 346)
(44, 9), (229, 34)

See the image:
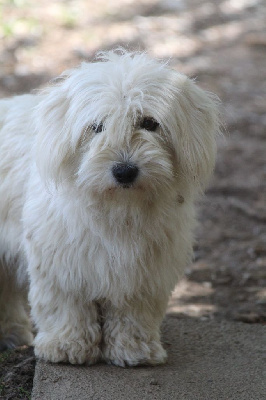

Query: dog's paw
(0, 326), (33, 351)
(34, 333), (101, 365)
(103, 337), (167, 367)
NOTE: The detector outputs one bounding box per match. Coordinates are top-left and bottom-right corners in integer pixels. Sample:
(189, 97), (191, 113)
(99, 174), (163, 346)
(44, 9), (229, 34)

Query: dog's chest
(70, 223), (156, 300)
(61, 206), (175, 302)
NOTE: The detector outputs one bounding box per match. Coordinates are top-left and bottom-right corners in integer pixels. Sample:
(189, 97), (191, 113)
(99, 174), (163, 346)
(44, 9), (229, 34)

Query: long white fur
(0, 50), (219, 366)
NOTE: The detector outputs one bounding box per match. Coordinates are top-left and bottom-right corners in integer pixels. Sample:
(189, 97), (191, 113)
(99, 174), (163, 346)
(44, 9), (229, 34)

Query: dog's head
(34, 50), (220, 205)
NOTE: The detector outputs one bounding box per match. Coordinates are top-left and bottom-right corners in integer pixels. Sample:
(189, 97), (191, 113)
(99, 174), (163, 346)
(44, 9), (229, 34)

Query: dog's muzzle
(112, 163), (139, 188)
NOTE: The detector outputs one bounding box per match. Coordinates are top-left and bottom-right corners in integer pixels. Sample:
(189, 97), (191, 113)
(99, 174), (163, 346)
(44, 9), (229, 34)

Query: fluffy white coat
(0, 50), (219, 366)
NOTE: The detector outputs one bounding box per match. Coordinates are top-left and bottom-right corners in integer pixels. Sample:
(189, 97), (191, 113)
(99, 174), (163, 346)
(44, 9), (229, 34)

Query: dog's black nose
(112, 163), (139, 186)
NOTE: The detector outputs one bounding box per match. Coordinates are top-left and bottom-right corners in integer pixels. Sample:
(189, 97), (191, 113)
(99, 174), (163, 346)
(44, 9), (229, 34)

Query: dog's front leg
(101, 295), (168, 367)
(29, 277), (102, 365)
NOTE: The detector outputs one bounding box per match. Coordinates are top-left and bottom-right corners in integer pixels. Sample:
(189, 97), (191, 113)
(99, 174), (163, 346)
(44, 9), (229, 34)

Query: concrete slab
(32, 316), (266, 400)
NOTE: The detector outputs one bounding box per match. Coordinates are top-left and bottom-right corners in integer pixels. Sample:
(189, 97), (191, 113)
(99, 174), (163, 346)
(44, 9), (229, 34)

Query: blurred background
(0, 0), (265, 327)
(0, 1), (265, 396)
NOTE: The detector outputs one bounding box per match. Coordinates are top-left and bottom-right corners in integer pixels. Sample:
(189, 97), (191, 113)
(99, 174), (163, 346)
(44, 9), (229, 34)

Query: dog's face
(34, 51), (219, 205)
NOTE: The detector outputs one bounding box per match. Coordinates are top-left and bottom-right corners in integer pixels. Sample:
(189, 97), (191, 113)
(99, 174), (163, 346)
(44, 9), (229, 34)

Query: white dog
(0, 50), (219, 367)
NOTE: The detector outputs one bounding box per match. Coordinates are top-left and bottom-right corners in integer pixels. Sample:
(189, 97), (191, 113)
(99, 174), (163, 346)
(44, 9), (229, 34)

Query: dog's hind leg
(0, 264), (33, 351)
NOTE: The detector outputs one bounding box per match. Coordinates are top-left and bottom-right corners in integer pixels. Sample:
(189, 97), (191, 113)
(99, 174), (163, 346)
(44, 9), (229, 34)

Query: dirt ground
(0, 0), (265, 398)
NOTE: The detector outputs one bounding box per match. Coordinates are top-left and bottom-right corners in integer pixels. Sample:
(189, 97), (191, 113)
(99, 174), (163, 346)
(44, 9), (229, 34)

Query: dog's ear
(169, 75), (220, 190)
(33, 82), (74, 186)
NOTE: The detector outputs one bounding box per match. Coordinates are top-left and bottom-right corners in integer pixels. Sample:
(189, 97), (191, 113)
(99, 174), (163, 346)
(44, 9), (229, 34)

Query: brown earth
(0, 0), (265, 398)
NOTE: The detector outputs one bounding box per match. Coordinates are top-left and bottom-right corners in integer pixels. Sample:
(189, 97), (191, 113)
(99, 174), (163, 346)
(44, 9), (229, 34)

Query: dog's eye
(140, 117), (159, 132)
(92, 122), (104, 134)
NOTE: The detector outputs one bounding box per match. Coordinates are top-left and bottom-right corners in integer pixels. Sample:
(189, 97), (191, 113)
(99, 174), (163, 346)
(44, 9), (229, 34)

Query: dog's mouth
(109, 183), (136, 190)
(107, 183), (144, 193)
(119, 183), (134, 189)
